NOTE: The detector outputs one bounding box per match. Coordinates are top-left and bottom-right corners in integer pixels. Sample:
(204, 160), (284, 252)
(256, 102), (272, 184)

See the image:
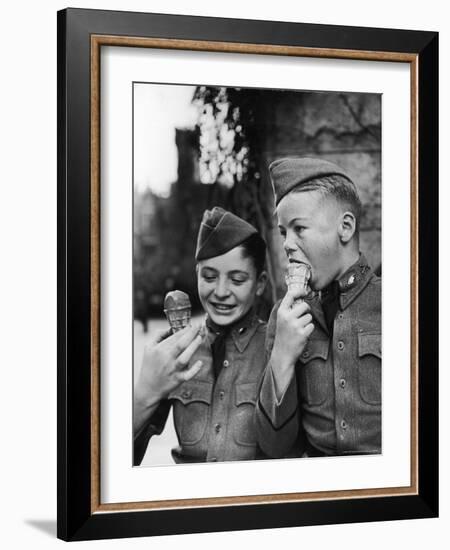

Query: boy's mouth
(288, 257), (307, 265)
(209, 302), (237, 313)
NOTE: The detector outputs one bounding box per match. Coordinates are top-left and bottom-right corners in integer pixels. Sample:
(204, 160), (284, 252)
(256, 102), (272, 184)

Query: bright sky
(133, 83), (198, 196)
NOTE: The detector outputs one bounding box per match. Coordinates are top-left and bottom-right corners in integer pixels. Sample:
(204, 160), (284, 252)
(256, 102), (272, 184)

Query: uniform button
(223, 360), (229, 367)
(340, 378), (346, 388)
(215, 423), (221, 433)
(341, 420), (348, 430)
(302, 350), (310, 359)
(219, 391), (225, 400)
(337, 341), (345, 351)
(182, 390), (192, 399)
(338, 313), (344, 320)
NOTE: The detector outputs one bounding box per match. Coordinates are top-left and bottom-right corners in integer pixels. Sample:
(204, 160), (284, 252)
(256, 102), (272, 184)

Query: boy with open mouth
(256, 157), (382, 458)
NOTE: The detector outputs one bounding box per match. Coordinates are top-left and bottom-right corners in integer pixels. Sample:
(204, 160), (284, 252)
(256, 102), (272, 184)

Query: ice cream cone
(164, 290), (191, 332)
(285, 262), (311, 302)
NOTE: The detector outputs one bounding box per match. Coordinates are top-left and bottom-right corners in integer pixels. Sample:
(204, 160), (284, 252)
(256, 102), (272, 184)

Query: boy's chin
(208, 310), (238, 327)
(310, 277), (326, 292)
(308, 278), (319, 291)
(313, 277), (337, 292)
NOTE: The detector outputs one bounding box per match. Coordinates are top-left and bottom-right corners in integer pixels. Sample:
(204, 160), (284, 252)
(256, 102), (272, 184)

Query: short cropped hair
(239, 233), (267, 276)
(291, 174), (362, 234)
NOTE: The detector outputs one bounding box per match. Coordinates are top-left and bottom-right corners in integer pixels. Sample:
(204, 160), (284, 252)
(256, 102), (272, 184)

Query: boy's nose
(283, 234), (297, 254)
(214, 279), (231, 298)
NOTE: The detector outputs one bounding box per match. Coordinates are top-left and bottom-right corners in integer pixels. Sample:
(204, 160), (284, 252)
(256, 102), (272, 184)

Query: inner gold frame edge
(89, 34), (419, 514)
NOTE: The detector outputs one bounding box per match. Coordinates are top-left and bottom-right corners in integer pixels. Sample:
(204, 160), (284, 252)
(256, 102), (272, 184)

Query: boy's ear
(338, 211), (357, 243)
(256, 271), (268, 296)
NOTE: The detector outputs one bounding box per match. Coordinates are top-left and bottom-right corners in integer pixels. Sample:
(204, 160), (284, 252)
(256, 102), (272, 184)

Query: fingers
(297, 313), (313, 327)
(280, 292), (311, 315)
(162, 324), (201, 356)
(288, 318), (314, 337)
(280, 290), (297, 310)
(151, 327), (172, 345)
(177, 360), (204, 382)
(304, 322), (315, 337)
(289, 301), (311, 319)
(176, 333), (203, 368)
(282, 306), (314, 335)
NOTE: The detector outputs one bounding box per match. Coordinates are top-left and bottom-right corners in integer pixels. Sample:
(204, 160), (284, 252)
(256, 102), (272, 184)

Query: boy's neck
(335, 248), (361, 281)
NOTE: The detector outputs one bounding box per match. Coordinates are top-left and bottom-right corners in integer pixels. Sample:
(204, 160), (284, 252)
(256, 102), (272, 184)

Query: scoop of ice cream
(164, 290), (191, 332)
(164, 290), (190, 311)
(285, 262), (311, 300)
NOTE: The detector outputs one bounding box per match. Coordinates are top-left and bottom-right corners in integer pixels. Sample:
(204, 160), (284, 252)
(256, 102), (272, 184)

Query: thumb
(280, 290), (296, 311)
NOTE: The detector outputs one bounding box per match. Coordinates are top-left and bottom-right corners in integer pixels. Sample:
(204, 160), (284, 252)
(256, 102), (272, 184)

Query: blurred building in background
(134, 126), (229, 325)
(134, 87), (381, 327)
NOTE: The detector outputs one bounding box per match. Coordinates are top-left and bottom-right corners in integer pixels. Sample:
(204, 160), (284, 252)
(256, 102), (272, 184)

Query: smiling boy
(256, 157), (381, 458)
(134, 207), (269, 464)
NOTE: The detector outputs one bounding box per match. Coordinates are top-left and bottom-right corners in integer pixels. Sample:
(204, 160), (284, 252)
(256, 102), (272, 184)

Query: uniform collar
(205, 308), (260, 353)
(230, 313), (261, 353)
(305, 253), (373, 334)
(335, 253), (373, 310)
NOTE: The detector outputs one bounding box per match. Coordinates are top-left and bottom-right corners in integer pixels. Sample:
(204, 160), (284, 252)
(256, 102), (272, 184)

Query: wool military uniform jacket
(255, 255), (381, 458)
(134, 313), (267, 465)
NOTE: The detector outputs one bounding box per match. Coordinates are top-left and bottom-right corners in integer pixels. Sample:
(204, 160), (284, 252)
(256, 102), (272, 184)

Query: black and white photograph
(1, 0), (443, 546)
(132, 83), (382, 467)
(50, 4), (439, 543)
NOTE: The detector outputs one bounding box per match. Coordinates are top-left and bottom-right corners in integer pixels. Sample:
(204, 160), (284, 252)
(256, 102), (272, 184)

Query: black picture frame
(57, 7), (438, 541)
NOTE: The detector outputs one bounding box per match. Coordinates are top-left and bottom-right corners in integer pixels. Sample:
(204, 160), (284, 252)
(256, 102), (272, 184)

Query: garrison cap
(195, 207), (257, 261)
(269, 157), (354, 206)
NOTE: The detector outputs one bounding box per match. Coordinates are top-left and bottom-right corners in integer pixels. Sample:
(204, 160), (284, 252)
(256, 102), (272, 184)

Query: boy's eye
(201, 272), (216, 282)
(294, 225), (305, 234)
(279, 228), (286, 238)
(231, 277), (247, 284)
